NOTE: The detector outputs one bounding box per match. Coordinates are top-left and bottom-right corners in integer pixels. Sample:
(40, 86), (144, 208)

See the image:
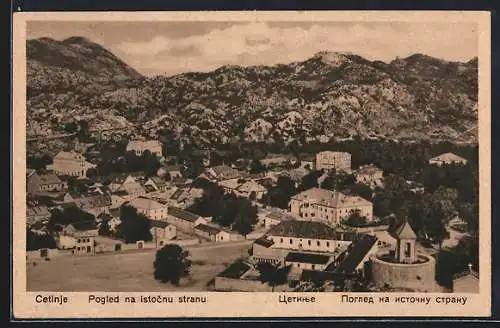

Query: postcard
(12, 10), (491, 318)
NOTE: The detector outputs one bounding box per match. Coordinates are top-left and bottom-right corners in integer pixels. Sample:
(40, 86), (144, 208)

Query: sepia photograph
(12, 11), (491, 318)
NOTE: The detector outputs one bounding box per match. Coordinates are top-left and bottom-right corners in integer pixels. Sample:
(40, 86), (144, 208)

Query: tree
(265, 176), (296, 209)
(98, 219), (112, 237)
(153, 244), (192, 285)
(86, 167), (99, 180)
(116, 205), (152, 243)
(26, 228), (57, 251)
(256, 262), (291, 292)
(249, 159), (266, 174)
(63, 121), (79, 134)
(298, 170), (323, 191)
(346, 209), (367, 227)
(233, 200), (258, 236)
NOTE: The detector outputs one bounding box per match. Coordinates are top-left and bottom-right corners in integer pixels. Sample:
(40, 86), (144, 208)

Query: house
(260, 154), (295, 167)
(236, 180), (267, 200)
(453, 264), (479, 293)
(289, 188), (374, 225)
(264, 210), (297, 228)
(149, 220), (177, 247)
(126, 196), (168, 221)
(165, 165), (183, 179)
(200, 165), (245, 182)
(220, 179), (267, 200)
(283, 167), (311, 187)
(144, 177), (169, 192)
(194, 223), (221, 241)
(116, 176), (146, 198)
(126, 140), (163, 157)
(27, 171), (67, 196)
(57, 220), (99, 255)
(27, 204), (51, 225)
(51, 151), (96, 178)
(166, 206), (208, 233)
(355, 164), (384, 188)
(330, 234), (378, 277)
(315, 151), (351, 172)
(284, 252), (332, 271)
(298, 154), (316, 170)
(429, 152), (468, 166)
(72, 194), (112, 217)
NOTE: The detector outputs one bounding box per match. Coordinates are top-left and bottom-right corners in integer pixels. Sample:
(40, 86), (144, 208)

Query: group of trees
(97, 149), (161, 178)
(26, 228), (57, 251)
(46, 205), (96, 231)
(115, 205), (152, 244)
(188, 179), (258, 236)
(154, 244), (192, 285)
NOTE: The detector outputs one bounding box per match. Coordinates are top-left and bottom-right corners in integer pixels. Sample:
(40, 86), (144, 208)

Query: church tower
(388, 218), (418, 264)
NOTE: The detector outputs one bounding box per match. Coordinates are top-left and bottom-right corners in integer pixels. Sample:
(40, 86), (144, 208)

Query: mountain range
(26, 36), (479, 147)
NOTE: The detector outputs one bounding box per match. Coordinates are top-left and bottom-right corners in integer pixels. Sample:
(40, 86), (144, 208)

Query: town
(26, 128), (479, 293)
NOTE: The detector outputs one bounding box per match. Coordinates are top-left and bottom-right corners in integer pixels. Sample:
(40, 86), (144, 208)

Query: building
(251, 220), (358, 265)
(194, 223), (221, 241)
(56, 220), (99, 255)
(200, 165), (245, 182)
(264, 210), (297, 228)
(429, 152), (468, 166)
(315, 151), (351, 172)
(260, 154), (295, 167)
(355, 164), (384, 188)
(51, 151), (96, 178)
(72, 194), (112, 217)
(27, 204), (51, 225)
(453, 264), (479, 293)
(149, 220), (177, 247)
(289, 188), (374, 225)
(166, 206), (208, 233)
(331, 234), (379, 277)
(298, 153), (316, 170)
(126, 140), (163, 157)
(109, 174), (146, 198)
(127, 196), (168, 221)
(144, 177), (169, 192)
(27, 171), (66, 196)
(284, 252), (331, 271)
(220, 179), (267, 200)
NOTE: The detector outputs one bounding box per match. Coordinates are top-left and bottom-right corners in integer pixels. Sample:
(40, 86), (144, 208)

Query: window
(289, 239), (293, 244)
(317, 241), (320, 246)
(297, 264), (300, 268)
(327, 242), (330, 247)
(77, 239), (81, 243)
(308, 240), (311, 246)
(312, 265), (315, 270)
(280, 238), (283, 243)
(405, 242), (412, 257)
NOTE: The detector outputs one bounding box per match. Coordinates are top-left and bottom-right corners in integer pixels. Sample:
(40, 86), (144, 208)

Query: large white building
(289, 187), (373, 225)
(51, 151), (96, 178)
(126, 140), (163, 157)
(315, 151), (351, 172)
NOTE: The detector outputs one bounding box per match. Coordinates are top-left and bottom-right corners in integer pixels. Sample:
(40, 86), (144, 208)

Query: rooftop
(127, 197), (166, 210)
(217, 260), (251, 279)
(430, 152), (467, 163)
(332, 234), (378, 274)
(194, 223), (221, 235)
(291, 188), (372, 208)
(267, 220), (357, 241)
(167, 206), (201, 222)
(388, 219), (417, 240)
(285, 252), (331, 265)
(149, 219), (171, 229)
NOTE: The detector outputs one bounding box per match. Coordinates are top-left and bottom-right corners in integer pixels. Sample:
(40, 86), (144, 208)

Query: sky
(27, 21), (478, 77)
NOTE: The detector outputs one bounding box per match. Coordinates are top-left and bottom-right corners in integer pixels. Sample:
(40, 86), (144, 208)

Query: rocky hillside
(26, 37), (478, 146)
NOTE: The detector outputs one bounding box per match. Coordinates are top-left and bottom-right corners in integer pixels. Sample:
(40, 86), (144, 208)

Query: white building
(315, 151), (351, 172)
(355, 164), (384, 188)
(289, 187), (373, 225)
(51, 151), (96, 178)
(429, 152), (468, 166)
(126, 140), (163, 157)
(126, 196), (168, 221)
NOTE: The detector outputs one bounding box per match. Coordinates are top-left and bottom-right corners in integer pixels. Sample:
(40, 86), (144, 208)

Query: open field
(27, 241), (252, 292)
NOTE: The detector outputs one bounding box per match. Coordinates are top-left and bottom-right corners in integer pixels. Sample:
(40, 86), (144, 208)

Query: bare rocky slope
(26, 37), (478, 147)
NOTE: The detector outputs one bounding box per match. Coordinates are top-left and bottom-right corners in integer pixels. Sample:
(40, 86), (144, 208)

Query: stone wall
(371, 253), (437, 292)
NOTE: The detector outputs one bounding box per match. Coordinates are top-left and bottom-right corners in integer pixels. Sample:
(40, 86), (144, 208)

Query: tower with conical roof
(388, 218), (417, 264)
